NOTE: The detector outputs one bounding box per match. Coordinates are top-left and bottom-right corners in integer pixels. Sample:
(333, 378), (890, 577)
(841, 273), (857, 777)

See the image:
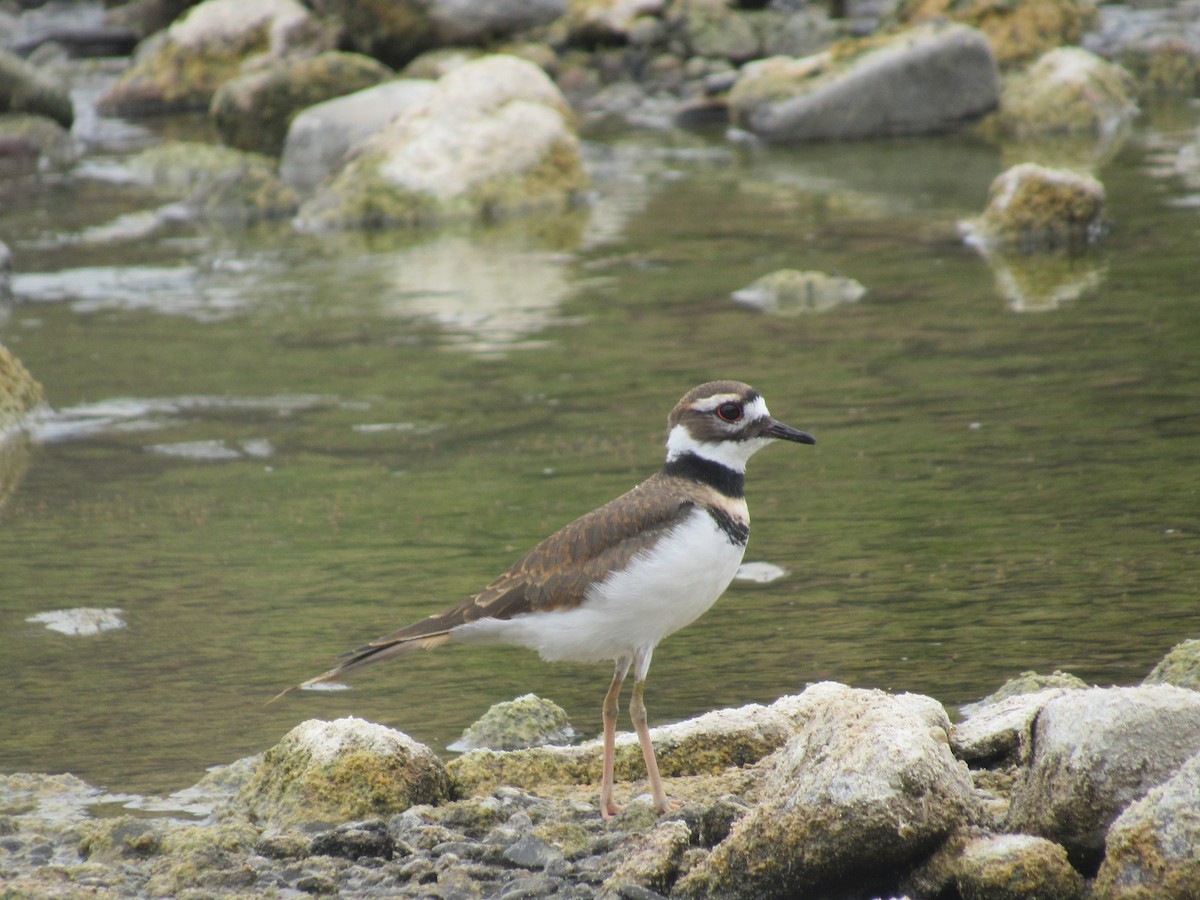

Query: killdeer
(273, 381), (814, 818)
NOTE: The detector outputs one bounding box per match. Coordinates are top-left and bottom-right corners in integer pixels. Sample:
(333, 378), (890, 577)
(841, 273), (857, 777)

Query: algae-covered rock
(1144, 638), (1200, 692)
(1005, 685), (1200, 869)
(449, 693), (575, 752)
(130, 141), (299, 220)
(237, 717), (450, 827)
(297, 54), (587, 229)
(731, 268), (865, 316)
(964, 163), (1105, 253)
(896, 0), (1098, 67)
(602, 818), (692, 896)
(0, 47), (74, 127)
(211, 51), (394, 156)
(975, 670), (1090, 706)
(675, 683), (979, 899)
(1094, 749), (1200, 899)
(98, 0), (320, 115)
(1, 342), (43, 511)
(729, 22), (999, 143)
(448, 702), (791, 799)
(956, 834), (1085, 900)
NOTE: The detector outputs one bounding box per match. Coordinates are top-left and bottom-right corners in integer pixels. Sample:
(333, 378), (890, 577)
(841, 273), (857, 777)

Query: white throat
(665, 424), (770, 472)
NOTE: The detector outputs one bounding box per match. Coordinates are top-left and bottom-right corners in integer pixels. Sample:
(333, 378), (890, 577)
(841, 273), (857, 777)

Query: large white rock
(297, 55), (587, 229)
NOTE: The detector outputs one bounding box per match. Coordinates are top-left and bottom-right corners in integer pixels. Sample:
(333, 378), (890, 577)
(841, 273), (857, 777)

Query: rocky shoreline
(3, 640), (1200, 899)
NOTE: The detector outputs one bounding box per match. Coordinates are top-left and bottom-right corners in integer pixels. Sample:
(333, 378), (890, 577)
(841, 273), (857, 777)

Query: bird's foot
(654, 796), (683, 815)
(600, 799), (622, 820)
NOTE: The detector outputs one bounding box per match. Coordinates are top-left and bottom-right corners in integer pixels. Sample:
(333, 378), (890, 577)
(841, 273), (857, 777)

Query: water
(2, 97), (1198, 799)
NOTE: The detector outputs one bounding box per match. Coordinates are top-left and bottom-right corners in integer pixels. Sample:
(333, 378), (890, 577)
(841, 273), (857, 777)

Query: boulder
(675, 683), (979, 899)
(601, 818), (692, 896)
(997, 47), (1136, 139)
(279, 79), (436, 192)
(0, 114), (75, 173)
(731, 269), (865, 316)
(729, 22), (999, 143)
(310, 0), (568, 68)
(895, 0), (1098, 67)
(296, 55), (588, 230)
(236, 717), (450, 827)
(448, 693), (574, 752)
(1082, 3), (1200, 96)
(0, 340), (43, 510)
(1145, 638), (1200, 692)
(963, 162), (1105, 254)
(953, 687), (1077, 768)
(449, 701), (791, 798)
(97, 0), (323, 116)
(1094, 749), (1200, 899)
(955, 834), (1085, 900)
(0, 47), (74, 127)
(1005, 686), (1200, 870)
(210, 51), (393, 155)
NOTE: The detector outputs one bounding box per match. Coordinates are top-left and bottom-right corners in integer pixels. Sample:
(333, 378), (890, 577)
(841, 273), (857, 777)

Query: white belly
(452, 508), (746, 665)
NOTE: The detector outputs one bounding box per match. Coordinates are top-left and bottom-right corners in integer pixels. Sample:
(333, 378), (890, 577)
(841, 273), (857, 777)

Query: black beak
(763, 418), (816, 445)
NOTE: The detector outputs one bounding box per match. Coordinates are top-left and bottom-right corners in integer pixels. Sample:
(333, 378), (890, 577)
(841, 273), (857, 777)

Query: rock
(130, 140), (299, 221)
(448, 701), (792, 799)
(1082, 2), (1200, 96)
(567, 0), (668, 46)
(955, 834), (1085, 900)
(674, 683), (979, 899)
(602, 818), (691, 896)
(210, 51), (393, 155)
(309, 819), (397, 861)
(297, 54), (588, 230)
(729, 22), (999, 143)
(991, 46), (1137, 169)
(502, 832), (565, 869)
(279, 79), (436, 192)
(311, 0), (568, 69)
(0, 47), (74, 127)
(97, 0), (320, 116)
(105, 0), (207, 41)
(1094, 749), (1200, 899)
(731, 269), (865, 316)
(0, 114), (76, 172)
(5, 0), (138, 58)
(399, 46), (484, 80)
(449, 693), (575, 752)
(953, 687), (1077, 768)
(1144, 638), (1200, 692)
(963, 163), (1106, 254)
(972, 670), (1090, 706)
(895, 0), (1098, 68)
(236, 717), (451, 827)
(0, 341), (44, 430)
(1005, 685), (1200, 870)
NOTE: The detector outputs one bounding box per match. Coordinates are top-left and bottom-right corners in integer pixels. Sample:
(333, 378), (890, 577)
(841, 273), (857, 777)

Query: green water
(2, 113), (1199, 799)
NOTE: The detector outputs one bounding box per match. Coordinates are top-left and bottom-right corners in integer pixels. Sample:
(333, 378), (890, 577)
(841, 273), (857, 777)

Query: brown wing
(269, 473), (694, 702)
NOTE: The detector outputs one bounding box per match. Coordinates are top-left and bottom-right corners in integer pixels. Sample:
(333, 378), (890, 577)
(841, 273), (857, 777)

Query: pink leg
(600, 657), (629, 819)
(630, 678), (677, 814)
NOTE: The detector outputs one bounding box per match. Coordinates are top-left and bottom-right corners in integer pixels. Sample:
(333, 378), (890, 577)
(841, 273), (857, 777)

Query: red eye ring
(716, 402), (743, 423)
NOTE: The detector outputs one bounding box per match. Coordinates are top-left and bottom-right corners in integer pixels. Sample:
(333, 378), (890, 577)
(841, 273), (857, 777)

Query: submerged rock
(963, 162), (1106, 254)
(1005, 685), (1200, 869)
(449, 693), (575, 752)
(729, 22), (999, 143)
(731, 268), (865, 316)
(675, 683), (979, 899)
(210, 51), (393, 155)
(297, 54), (588, 230)
(237, 717), (451, 827)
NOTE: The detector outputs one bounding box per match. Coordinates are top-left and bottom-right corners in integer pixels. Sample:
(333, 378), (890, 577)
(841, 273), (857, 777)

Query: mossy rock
(450, 693), (574, 752)
(895, 0), (1097, 67)
(210, 51), (393, 156)
(237, 717), (450, 828)
(1144, 639), (1200, 692)
(967, 163), (1106, 253)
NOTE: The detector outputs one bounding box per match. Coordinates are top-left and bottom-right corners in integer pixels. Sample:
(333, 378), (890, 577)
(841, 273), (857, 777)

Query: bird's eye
(716, 402), (743, 423)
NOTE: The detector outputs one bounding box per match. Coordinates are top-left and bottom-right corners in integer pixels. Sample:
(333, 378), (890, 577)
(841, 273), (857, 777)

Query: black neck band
(662, 453), (745, 498)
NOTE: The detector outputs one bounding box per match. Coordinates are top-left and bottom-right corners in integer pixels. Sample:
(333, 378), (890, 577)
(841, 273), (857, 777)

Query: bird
(271, 380), (815, 818)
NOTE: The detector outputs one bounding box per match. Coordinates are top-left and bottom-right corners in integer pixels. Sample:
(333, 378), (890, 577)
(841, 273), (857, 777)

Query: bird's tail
(267, 631), (451, 706)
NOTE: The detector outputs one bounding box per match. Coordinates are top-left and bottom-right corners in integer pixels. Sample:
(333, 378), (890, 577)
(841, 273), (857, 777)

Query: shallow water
(2, 98), (1199, 798)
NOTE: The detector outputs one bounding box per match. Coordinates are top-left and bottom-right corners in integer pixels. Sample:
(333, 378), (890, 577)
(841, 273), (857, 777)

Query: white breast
(452, 507), (747, 665)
